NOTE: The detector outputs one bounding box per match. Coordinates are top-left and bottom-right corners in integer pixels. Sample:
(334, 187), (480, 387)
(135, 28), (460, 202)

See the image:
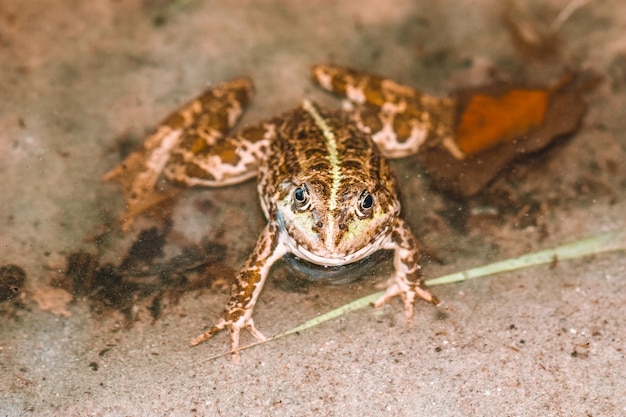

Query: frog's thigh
(164, 123), (274, 187)
(155, 77), (270, 187)
(312, 64), (462, 160)
(355, 104), (463, 160)
(348, 92), (457, 159)
(351, 105), (433, 159)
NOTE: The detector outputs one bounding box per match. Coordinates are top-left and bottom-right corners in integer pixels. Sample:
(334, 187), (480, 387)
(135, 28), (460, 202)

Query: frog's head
(275, 176), (401, 267)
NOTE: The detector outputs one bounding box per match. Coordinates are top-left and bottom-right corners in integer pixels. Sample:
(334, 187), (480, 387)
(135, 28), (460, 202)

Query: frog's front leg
(190, 223), (288, 361)
(375, 218), (440, 319)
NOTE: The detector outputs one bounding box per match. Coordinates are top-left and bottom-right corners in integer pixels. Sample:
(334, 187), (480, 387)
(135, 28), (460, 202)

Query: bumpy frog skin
(106, 64), (463, 360)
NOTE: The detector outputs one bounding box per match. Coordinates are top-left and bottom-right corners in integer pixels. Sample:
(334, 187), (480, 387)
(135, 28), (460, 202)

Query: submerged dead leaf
(455, 88), (548, 155)
(418, 74), (588, 197)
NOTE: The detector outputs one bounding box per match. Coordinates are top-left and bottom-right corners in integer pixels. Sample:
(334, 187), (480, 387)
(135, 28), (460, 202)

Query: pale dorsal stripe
(301, 99), (342, 249)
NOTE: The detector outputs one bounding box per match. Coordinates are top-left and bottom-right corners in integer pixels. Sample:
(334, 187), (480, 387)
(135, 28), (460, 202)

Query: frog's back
(262, 102), (397, 206)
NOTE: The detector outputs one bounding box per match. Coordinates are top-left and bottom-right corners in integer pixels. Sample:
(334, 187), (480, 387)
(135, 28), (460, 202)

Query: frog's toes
(189, 316), (267, 362)
(413, 283), (440, 306)
(374, 275), (440, 320)
(243, 318), (267, 342)
(189, 318), (229, 347)
(374, 278), (414, 319)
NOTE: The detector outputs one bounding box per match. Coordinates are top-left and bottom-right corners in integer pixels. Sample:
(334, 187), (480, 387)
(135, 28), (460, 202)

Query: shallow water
(1, 1), (625, 416)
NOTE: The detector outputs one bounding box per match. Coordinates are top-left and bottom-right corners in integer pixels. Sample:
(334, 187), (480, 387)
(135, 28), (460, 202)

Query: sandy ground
(1, 0), (625, 416)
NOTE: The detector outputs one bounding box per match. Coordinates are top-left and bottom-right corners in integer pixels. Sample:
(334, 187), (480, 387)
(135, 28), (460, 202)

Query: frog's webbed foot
(374, 274), (440, 321)
(376, 217), (441, 320)
(189, 316), (267, 362)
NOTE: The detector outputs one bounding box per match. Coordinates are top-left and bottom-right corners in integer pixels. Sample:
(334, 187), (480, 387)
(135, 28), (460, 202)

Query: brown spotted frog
(105, 64), (463, 360)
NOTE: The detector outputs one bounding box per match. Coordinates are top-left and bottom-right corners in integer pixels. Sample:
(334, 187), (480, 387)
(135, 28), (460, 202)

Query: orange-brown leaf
(455, 89), (548, 155)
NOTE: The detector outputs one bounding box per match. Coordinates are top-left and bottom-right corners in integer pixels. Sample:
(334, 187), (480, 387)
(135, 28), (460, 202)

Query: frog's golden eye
(356, 190), (374, 218)
(293, 185), (311, 210)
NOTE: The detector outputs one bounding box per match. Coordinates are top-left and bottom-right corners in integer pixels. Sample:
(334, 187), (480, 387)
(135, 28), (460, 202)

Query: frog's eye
(293, 185), (311, 210)
(356, 190), (374, 218)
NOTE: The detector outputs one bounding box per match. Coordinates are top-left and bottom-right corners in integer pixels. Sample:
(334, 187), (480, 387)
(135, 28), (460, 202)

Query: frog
(104, 64), (463, 360)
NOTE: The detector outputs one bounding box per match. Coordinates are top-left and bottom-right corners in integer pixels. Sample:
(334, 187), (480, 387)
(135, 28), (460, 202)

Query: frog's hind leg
(164, 108), (276, 187)
(310, 63), (463, 160)
(159, 77), (276, 187)
(104, 77), (271, 228)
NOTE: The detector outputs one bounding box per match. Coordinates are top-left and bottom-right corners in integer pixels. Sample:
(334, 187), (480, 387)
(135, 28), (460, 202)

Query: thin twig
(550, 0), (592, 33)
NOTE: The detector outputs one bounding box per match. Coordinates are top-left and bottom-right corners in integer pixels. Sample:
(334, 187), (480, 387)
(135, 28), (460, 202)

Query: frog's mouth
(282, 227), (389, 268)
(276, 209), (391, 267)
(282, 251), (389, 285)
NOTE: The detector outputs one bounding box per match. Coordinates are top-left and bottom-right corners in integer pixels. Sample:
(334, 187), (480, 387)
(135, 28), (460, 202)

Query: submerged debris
(502, 0), (592, 61)
(63, 230), (231, 323)
(0, 264), (26, 302)
(32, 286), (73, 318)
